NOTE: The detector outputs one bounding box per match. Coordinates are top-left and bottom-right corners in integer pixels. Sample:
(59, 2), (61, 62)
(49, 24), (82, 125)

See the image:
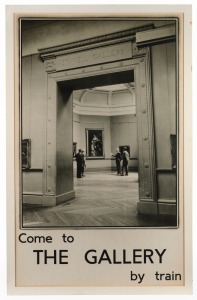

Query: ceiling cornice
(38, 24), (154, 60)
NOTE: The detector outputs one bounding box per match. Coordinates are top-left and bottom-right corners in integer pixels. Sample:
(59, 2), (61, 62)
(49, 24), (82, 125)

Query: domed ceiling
(73, 83), (136, 116)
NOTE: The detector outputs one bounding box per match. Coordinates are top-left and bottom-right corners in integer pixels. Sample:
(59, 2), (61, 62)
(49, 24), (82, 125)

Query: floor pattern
(22, 171), (176, 228)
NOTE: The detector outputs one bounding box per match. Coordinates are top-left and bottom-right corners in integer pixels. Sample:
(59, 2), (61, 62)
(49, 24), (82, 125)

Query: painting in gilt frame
(86, 129), (104, 158)
(22, 139), (31, 169)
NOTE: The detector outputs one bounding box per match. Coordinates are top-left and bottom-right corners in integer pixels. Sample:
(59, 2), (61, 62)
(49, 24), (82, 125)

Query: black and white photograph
(21, 17), (178, 228)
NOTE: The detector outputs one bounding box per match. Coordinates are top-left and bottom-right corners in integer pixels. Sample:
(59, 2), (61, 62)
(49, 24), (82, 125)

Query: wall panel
(157, 172), (176, 200)
(22, 54), (45, 169)
(23, 172), (43, 194)
(151, 42), (176, 169)
(151, 42), (176, 204)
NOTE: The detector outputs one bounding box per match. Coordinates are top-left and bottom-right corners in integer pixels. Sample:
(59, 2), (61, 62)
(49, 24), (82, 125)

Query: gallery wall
(73, 113), (138, 170)
(151, 42), (176, 201)
(151, 42), (176, 169)
(22, 54), (44, 195)
(22, 55), (44, 169)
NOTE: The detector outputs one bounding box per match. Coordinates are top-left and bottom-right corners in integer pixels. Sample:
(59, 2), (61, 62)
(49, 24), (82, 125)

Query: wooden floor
(23, 171), (176, 228)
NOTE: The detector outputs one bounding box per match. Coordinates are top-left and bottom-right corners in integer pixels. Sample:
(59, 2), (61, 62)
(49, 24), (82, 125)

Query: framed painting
(73, 142), (77, 158)
(22, 139), (31, 169)
(170, 134), (177, 169)
(86, 129), (104, 158)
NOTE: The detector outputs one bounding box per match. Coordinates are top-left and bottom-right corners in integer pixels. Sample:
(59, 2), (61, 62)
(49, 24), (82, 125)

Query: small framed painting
(73, 142), (77, 158)
(22, 139), (31, 169)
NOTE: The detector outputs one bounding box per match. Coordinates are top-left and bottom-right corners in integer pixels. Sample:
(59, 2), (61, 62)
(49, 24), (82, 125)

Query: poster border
(5, 4), (192, 296)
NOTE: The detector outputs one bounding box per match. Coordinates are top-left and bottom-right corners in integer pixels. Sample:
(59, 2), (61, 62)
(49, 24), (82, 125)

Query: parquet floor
(22, 171), (176, 228)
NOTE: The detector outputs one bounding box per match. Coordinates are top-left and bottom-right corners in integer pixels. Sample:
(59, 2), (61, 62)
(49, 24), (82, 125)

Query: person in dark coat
(121, 147), (129, 176)
(81, 149), (86, 177)
(75, 149), (83, 178)
(111, 147), (122, 175)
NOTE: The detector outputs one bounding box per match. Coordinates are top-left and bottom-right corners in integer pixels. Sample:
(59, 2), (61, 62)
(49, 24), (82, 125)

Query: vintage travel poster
(6, 4), (192, 295)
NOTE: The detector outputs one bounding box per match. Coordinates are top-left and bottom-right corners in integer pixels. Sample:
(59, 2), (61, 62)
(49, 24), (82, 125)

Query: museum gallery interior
(21, 19), (177, 227)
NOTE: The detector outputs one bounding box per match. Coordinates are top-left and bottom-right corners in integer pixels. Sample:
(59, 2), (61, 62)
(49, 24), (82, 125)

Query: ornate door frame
(39, 28), (157, 213)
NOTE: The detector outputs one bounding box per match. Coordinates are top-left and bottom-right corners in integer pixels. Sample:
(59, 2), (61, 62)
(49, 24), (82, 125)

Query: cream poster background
(4, 2), (194, 297)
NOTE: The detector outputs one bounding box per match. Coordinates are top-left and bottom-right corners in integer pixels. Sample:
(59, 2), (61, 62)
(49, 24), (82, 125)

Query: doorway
(41, 47), (157, 214)
(71, 79), (139, 226)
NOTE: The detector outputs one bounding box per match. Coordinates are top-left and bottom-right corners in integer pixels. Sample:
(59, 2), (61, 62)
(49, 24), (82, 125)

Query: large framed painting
(86, 129), (104, 158)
